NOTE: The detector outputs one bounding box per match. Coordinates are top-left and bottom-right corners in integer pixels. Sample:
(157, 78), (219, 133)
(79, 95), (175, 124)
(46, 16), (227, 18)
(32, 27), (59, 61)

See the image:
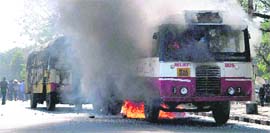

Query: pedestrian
(0, 77), (8, 105)
(259, 84), (266, 106)
(13, 80), (19, 101)
(265, 84), (270, 103)
(8, 80), (14, 100)
(19, 80), (25, 101)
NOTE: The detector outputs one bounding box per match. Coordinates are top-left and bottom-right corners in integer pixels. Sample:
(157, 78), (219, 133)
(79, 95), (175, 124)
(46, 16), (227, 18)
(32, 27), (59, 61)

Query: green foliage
(20, 64), (26, 80)
(261, 21), (270, 30)
(0, 47), (31, 80)
(262, 32), (270, 44)
(238, 0), (249, 11)
(10, 50), (24, 79)
(256, 21), (270, 79)
(257, 59), (270, 79)
(238, 0), (269, 12)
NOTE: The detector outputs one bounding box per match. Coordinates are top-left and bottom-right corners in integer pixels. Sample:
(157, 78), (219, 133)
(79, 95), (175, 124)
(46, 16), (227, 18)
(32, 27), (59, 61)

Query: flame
(121, 100), (182, 119)
(121, 100), (145, 119)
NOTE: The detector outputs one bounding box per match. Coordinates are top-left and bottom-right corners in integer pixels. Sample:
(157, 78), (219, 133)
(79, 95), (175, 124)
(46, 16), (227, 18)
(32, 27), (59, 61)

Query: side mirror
(153, 33), (158, 40)
(248, 32), (251, 39)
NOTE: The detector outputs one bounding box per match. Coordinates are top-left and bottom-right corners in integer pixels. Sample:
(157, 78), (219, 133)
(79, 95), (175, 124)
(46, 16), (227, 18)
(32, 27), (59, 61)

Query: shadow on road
(157, 117), (218, 127)
(118, 117), (221, 127)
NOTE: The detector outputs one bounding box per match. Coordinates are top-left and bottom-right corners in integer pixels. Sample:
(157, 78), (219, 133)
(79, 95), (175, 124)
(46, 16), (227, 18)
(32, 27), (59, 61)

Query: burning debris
(121, 100), (185, 119)
(89, 115), (95, 119)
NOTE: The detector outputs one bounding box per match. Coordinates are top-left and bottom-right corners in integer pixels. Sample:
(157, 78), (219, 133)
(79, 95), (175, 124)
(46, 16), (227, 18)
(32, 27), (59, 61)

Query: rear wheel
(46, 92), (56, 111)
(144, 100), (160, 122)
(108, 101), (122, 115)
(93, 101), (122, 115)
(30, 93), (37, 109)
(212, 101), (230, 125)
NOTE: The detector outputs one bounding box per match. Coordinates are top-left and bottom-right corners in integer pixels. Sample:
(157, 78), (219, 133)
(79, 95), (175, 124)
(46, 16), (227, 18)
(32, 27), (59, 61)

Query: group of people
(259, 84), (270, 106)
(0, 77), (26, 105)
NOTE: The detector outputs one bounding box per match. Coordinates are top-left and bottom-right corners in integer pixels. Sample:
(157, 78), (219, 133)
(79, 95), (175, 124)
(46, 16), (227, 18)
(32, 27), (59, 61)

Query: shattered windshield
(160, 25), (246, 62)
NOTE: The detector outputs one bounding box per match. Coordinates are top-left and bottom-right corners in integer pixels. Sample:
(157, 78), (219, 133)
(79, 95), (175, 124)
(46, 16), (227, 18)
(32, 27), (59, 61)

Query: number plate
(177, 68), (190, 77)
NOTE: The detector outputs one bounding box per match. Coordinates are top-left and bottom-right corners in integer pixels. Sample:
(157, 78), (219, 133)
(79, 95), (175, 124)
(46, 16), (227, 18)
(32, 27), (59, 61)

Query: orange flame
(121, 100), (178, 119)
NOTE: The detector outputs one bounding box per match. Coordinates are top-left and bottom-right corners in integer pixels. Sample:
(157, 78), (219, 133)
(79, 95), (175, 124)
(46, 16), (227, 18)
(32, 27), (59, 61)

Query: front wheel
(30, 93), (37, 109)
(212, 101), (230, 125)
(46, 92), (56, 111)
(144, 100), (160, 122)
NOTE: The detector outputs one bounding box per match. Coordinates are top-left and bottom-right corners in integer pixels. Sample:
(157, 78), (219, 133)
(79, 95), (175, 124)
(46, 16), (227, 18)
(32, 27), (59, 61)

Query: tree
(0, 48), (27, 80)
(18, 0), (58, 46)
(239, 0), (270, 79)
(0, 0), (58, 81)
(256, 20), (270, 79)
(10, 49), (25, 80)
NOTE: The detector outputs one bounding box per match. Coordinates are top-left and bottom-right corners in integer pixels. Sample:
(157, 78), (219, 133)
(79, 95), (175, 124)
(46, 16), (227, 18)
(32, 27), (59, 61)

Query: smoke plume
(53, 0), (261, 110)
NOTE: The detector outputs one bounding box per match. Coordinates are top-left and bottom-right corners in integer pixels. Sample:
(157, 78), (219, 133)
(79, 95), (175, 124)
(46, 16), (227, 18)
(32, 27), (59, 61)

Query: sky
(0, 0), (26, 53)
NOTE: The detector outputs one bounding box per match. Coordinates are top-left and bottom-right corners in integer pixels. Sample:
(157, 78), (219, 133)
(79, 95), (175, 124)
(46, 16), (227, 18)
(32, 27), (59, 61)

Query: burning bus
(26, 37), (84, 111)
(138, 11), (253, 124)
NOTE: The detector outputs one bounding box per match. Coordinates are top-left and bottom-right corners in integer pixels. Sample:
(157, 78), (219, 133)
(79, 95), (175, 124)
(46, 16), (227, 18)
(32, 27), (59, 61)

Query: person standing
(13, 80), (19, 101)
(19, 80), (25, 101)
(265, 84), (270, 103)
(0, 77), (8, 105)
(259, 84), (266, 106)
(7, 80), (14, 100)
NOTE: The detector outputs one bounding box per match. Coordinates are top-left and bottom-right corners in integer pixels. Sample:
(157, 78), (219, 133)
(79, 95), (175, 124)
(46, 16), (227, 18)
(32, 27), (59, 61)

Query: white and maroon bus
(139, 11), (253, 124)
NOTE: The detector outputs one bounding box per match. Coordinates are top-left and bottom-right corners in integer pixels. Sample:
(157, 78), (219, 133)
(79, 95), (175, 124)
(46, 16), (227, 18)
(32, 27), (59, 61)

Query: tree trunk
(248, 0), (254, 16)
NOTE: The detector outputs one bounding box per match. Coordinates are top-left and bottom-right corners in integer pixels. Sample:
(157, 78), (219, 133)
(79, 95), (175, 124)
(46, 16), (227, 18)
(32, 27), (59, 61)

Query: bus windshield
(159, 25), (249, 62)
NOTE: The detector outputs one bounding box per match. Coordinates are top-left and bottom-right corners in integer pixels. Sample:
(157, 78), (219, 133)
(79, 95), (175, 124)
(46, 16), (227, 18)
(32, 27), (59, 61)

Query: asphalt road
(0, 101), (269, 133)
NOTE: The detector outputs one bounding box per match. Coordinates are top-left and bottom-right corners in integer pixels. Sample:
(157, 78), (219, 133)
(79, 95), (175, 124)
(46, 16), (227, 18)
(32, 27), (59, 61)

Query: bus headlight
(180, 87), (188, 95)
(228, 87), (235, 96)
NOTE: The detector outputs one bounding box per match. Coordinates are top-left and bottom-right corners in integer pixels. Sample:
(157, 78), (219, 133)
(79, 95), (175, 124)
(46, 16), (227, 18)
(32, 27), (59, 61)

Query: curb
(191, 112), (270, 126)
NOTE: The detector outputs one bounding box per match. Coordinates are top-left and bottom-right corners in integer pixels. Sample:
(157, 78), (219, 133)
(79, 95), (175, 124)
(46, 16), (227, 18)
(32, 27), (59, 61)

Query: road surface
(0, 101), (269, 133)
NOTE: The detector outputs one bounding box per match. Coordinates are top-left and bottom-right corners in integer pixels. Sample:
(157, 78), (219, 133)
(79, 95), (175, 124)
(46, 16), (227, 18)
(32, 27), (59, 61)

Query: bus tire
(212, 101), (230, 125)
(144, 100), (160, 122)
(30, 93), (37, 109)
(46, 92), (56, 111)
(108, 101), (122, 115)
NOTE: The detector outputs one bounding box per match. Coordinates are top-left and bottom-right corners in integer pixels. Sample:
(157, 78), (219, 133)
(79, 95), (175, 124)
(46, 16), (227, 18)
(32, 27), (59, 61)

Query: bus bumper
(161, 96), (251, 102)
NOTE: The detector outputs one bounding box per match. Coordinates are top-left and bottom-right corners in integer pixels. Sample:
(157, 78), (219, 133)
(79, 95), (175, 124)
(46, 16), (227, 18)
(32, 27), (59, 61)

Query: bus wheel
(144, 100), (160, 122)
(30, 93), (37, 109)
(108, 101), (122, 115)
(212, 101), (230, 125)
(46, 92), (56, 111)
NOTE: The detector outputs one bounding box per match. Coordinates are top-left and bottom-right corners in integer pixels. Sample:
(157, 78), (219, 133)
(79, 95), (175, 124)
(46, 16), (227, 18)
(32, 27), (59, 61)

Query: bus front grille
(196, 65), (221, 96)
